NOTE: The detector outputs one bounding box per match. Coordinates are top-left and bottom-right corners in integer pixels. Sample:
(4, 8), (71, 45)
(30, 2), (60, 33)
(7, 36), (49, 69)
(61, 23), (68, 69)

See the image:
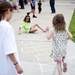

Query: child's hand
(47, 32), (53, 40)
(18, 27), (22, 34)
(43, 26), (49, 32)
(15, 64), (23, 74)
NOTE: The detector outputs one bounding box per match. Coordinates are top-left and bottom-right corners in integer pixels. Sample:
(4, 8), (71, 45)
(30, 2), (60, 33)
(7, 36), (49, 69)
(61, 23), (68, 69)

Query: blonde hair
(53, 14), (66, 32)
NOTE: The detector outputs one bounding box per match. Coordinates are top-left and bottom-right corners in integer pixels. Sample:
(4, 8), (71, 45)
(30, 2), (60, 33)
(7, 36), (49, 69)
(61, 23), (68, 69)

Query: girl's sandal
(63, 63), (67, 72)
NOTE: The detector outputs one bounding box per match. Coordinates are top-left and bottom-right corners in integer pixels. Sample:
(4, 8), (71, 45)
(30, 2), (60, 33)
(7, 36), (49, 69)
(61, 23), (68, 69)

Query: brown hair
(53, 14), (66, 32)
(24, 15), (31, 23)
(0, 2), (13, 21)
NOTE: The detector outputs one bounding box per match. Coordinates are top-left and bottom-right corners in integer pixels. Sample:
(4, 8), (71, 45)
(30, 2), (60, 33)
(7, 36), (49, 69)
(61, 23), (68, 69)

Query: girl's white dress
(51, 31), (69, 60)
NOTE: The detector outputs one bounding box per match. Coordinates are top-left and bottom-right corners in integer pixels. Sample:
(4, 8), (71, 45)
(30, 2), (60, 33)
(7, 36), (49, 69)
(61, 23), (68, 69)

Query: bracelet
(14, 62), (18, 66)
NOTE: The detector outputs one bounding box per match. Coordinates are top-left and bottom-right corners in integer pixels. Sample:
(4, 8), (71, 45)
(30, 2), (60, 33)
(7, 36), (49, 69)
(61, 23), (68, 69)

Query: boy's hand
(15, 64), (23, 74)
(8, 54), (23, 74)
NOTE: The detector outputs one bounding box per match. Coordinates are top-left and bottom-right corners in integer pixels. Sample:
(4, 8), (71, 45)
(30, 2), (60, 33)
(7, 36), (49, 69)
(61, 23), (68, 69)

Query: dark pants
(19, 0), (24, 9)
(50, 0), (56, 13)
(38, 7), (42, 13)
(24, 0), (28, 5)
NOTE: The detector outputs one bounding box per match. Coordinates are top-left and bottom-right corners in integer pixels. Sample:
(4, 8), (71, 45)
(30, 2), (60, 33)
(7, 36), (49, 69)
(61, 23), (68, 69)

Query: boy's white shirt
(0, 20), (21, 75)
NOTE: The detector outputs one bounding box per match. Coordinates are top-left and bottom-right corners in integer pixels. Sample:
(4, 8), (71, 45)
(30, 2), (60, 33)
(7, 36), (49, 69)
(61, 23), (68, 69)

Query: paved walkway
(10, 1), (75, 75)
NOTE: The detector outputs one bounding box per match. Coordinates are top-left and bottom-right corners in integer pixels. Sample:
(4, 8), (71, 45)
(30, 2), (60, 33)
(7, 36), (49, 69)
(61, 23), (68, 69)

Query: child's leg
(29, 27), (38, 33)
(55, 60), (62, 75)
(35, 24), (48, 32)
(30, 24), (49, 32)
(29, 24), (44, 32)
(35, 24), (45, 32)
(62, 56), (67, 72)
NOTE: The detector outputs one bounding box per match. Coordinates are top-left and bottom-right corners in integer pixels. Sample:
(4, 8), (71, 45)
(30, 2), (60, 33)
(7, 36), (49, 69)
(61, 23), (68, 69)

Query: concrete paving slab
(10, 1), (75, 75)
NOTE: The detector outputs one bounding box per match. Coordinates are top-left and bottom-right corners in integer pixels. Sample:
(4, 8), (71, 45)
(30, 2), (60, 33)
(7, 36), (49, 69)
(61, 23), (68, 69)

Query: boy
(0, 2), (23, 75)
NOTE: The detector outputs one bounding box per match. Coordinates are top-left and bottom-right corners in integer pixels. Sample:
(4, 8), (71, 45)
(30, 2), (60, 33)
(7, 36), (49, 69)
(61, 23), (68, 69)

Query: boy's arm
(8, 53), (18, 65)
(8, 53), (23, 74)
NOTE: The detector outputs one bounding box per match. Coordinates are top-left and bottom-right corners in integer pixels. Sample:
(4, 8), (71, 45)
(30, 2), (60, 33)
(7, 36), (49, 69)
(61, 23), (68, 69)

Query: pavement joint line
(16, 40), (51, 42)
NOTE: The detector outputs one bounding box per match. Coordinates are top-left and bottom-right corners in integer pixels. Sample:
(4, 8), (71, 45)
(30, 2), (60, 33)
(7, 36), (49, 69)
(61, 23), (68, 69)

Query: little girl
(48, 14), (72, 75)
(19, 13), (48, 33)
(0, 2), (23, 75)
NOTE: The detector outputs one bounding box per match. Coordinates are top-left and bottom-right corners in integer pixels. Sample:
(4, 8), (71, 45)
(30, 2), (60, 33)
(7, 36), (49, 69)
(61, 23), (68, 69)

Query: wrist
(14, 62), (18, 66)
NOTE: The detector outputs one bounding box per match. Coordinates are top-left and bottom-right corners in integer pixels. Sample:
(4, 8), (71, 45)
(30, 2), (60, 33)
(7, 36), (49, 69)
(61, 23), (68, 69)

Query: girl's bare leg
(29, 27), (38, 33)
(30, 24), (44, 32)
(56, 60), (62, 75)
(34, 24), (48, 32)
(30, 24), (48, 32)
(62, 57), (67, 72)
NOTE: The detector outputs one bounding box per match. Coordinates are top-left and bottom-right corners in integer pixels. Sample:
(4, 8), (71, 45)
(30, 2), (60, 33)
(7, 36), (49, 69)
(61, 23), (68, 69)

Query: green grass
(69, 9), (75, 42)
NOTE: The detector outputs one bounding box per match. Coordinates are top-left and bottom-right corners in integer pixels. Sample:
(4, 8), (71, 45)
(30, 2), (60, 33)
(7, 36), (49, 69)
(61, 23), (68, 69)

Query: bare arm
(8, 53), (23, 74)
(8, 53), (18, 64)
(47, 31), (53, 40)
(67, 31), (72, 40)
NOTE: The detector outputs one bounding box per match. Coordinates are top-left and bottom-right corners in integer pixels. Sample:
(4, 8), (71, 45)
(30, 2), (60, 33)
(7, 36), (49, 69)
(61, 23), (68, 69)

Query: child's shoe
(33, 15), (37, 18)
(63, 63), (67, 72)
